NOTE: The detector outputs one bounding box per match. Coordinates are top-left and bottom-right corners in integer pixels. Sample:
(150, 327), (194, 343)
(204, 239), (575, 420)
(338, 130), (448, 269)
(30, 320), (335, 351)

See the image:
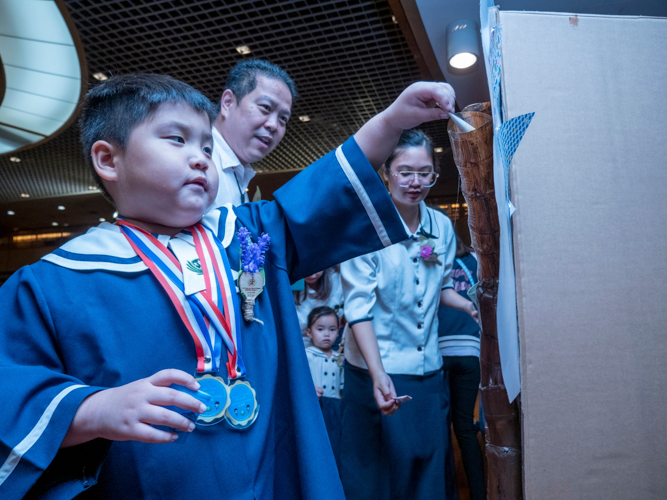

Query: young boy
(0, 74), (455, 499)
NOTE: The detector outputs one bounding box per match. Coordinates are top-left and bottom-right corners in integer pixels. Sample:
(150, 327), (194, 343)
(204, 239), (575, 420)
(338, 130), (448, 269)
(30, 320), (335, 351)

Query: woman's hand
(372, 371), (401, 416)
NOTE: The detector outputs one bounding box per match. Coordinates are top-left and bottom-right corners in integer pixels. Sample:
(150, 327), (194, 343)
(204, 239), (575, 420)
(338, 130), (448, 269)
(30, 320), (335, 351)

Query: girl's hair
(382, 128), (440, 176)
(294, 268), (333, 306)
(306, 306), (339, 329)
(455, 232), (475, 258)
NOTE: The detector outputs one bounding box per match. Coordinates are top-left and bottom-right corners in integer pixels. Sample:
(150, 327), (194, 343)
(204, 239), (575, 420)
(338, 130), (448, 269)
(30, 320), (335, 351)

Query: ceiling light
(434, 147), (443, 153)
(446, 20), (479, 70)
(99, 218), (106, 222)
(7, 211), (15, 215)
(298, 115), (311, 122)
(20, 193), (30, 198)
(52, 222), (58, 226)
(93, 72), (108, 81)
(57, 205), (65, 210)
(9, 157), (21, 162)
(235, 45), (251, 55)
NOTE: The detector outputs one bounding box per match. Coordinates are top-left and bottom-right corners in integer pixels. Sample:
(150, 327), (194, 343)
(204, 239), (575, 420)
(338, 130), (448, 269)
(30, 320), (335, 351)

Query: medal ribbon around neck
(117, 219), (244, 379)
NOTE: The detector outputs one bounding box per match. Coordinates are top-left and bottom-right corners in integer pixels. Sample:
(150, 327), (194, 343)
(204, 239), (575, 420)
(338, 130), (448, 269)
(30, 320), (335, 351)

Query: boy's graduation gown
(0, 138), (407, 500)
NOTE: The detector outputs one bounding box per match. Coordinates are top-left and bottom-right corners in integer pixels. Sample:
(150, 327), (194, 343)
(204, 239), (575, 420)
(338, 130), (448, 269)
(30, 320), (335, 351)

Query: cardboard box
(498, 11), (667, 499)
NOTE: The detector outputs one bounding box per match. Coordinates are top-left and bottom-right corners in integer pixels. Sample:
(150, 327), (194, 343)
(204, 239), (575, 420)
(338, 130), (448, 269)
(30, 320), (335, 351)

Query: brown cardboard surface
(499, 11), (667, 499)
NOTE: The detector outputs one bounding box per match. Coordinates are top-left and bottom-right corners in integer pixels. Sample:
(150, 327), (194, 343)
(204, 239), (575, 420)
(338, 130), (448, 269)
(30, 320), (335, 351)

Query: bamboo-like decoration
(447, 107), (523, 500)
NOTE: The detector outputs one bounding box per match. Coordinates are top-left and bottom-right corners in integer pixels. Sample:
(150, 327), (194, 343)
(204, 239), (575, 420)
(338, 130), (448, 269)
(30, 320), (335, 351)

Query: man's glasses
(390, 171), (439, 188)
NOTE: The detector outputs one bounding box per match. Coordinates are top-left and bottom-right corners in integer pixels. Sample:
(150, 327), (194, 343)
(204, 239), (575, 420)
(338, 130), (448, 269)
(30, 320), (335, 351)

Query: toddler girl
(305, 306), (344, 469)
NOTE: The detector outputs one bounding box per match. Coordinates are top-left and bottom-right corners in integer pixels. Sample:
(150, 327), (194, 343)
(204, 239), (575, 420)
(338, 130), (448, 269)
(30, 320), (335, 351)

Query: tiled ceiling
(0, 0), (454, 203)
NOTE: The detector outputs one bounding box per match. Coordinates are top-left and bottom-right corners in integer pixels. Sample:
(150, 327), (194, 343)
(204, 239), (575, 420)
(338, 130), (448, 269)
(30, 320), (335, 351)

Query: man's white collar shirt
(340, 202), (456, 376)
(211, 127), (256, 208)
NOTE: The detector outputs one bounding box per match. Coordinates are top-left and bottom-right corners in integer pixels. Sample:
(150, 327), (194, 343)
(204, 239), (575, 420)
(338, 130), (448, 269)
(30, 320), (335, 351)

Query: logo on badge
(186, 258), (203, 275)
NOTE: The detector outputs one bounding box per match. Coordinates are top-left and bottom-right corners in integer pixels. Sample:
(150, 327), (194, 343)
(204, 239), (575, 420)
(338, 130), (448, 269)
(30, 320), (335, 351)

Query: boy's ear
(305, 328), (313, 339)
(219, 89), (237, 118)
(91, 140), (119, 183)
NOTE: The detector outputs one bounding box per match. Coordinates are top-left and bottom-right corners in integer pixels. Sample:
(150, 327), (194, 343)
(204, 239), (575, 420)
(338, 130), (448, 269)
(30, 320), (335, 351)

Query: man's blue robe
(0, 138), (407, 499)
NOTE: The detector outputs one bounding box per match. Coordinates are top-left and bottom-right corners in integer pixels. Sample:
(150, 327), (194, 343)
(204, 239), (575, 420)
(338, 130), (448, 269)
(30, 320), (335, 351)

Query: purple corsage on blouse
(419, 236), (439, 262)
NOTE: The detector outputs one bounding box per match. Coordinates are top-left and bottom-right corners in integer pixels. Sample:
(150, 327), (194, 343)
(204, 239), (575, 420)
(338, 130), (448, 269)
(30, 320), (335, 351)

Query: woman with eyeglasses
(339, 129), (477, 500)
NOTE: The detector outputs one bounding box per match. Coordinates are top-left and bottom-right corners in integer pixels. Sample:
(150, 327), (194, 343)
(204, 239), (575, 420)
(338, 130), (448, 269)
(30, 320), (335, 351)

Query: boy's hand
(62, 369), (206, 448)
(382, 81), (456, 133)
(315, 386), (324, 399)
(354, 81), (456, 169)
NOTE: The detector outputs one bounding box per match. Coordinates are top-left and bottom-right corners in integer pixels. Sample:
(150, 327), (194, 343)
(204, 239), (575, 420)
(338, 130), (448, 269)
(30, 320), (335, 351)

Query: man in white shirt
(210, 59), (297, 207)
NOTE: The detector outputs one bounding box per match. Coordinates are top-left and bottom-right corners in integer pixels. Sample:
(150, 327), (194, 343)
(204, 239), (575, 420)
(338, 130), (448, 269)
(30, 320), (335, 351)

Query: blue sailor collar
(41, 205), (237, 273)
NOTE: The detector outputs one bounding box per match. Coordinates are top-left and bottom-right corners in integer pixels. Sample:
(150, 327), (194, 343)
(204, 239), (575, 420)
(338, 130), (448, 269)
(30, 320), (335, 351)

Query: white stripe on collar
(41, 208), (236, 273)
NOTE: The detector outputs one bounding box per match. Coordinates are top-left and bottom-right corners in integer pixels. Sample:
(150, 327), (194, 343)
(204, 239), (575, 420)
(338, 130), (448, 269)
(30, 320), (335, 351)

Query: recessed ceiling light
(113, 211), (119, 219)
(99, 218), (106, 222)
(434, 147), (443, 153)
(7, 211), (15, 215)
(298, 115), (310, 122)
(52, 222), (58, 226)
(9, 157), (21, 162)
(235, 45), (251, 55)
(93, 72), (108, 81)
(20, 193), (29, 198)
(57, 205), (65, 210)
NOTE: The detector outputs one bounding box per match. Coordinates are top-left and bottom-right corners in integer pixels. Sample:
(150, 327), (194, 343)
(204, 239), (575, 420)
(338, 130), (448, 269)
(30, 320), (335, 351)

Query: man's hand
(372, 371), (401, 416)
(61, 369), (206, 448)
(315, 386), (324, 399)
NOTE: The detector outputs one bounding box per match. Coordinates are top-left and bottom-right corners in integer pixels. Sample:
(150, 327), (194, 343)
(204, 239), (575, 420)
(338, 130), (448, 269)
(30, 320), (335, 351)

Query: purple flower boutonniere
(420, 246), (434, 259)
(237, 227), (271, 323)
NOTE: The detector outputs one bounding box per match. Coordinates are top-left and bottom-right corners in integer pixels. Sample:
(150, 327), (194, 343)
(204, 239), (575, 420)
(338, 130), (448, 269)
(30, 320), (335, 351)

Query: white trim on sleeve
(335, 146), (392, 247)
(0, 384), (88, 486)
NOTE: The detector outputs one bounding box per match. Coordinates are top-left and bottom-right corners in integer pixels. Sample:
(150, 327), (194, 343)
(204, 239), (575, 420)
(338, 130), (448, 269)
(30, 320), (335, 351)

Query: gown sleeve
(231, 136), (408, 282)
(0, 266), (107, 499)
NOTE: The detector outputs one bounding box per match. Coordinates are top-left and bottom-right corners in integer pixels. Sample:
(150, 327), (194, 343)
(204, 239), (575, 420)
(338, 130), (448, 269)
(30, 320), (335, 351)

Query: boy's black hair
(223, 59), (298, 106)
(306, 306), (339, 329)
(382, 128), (440, 175)
(79, 73), (216, 201)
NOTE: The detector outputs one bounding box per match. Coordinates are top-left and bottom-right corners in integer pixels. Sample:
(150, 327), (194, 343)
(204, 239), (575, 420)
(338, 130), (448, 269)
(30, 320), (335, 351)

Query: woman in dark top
(438, 233), (486, 500)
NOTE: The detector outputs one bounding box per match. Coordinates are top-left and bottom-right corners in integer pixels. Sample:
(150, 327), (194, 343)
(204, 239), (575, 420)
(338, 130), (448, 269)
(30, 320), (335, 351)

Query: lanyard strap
(117, 220), (244, 378)
(234, 170), (246, 204)
(455, 257), (476, 286)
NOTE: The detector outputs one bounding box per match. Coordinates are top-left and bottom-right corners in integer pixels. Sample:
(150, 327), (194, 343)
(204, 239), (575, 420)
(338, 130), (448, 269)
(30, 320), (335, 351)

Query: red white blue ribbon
(117, 219), (244, 378)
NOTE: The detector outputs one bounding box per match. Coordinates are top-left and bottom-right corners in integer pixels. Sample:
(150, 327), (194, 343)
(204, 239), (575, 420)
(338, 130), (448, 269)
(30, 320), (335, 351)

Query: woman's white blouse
(341, 203), (456, 376)
(305, 346), (344, 398)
